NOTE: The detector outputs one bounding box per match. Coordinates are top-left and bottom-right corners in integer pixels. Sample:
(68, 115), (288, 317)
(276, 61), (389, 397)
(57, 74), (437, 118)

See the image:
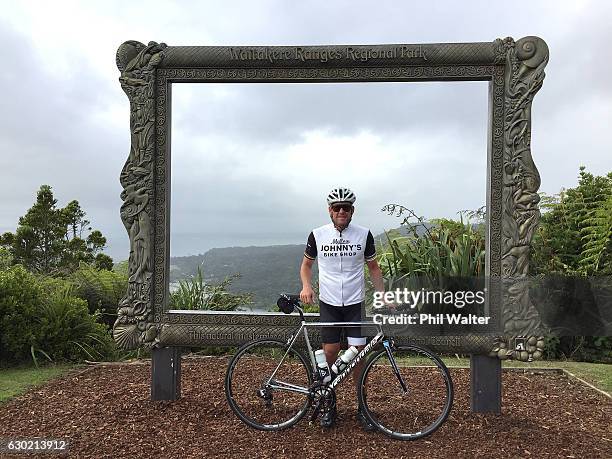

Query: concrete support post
(151, 346), (181, 401)
(470, 354), (501, 413)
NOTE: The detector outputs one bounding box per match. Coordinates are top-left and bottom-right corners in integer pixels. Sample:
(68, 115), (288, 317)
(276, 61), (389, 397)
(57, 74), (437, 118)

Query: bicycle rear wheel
(358, 344), (453, 440)
(225, 339), (313, 431)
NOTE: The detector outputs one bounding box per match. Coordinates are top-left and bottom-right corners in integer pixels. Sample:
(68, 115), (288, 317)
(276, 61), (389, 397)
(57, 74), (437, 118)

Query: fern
(578, 193), (612, 274)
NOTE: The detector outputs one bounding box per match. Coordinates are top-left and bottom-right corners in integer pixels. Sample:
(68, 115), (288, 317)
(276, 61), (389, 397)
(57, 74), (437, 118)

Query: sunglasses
(331, 204), (353, 212)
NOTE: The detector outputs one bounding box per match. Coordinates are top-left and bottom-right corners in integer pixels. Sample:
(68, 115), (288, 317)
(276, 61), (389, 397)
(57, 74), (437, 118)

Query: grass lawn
(442, 356), (612, 394)
(387, 354), (611, 395)
(0, 364), (79, 403)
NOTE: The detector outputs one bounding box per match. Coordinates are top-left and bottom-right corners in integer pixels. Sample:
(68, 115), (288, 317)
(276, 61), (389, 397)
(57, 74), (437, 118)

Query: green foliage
(0, 266), (42, 363)
(0, 266), (115, 365)
(113, 260), (129, 278)
(531, 168), (612, 363)
(378, 205), (485, 289)
(542, 336), (612, 363)
(33, 285), (116, 363)
(0, 247), (13, 270)
(302, 303), (320, 313)
(0, 185), (113, 275)
(69, 264), (128, 327)
(531, 168), (612, 276)
(169, 266), (252, 311)
(369, 207), (485, 315)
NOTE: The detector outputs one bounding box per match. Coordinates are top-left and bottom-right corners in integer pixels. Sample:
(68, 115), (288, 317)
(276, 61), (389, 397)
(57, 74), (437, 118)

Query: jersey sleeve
(364, 231), (376, 262)
(304, 232), (317, 260)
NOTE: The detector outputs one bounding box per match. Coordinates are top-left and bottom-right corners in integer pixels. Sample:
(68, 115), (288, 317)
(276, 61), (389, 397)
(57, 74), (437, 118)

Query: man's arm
(366, 259), (384, 293)
(367, 258), (395, 309)
(300, 256), (315, 304)
(364, 231), (384, 293)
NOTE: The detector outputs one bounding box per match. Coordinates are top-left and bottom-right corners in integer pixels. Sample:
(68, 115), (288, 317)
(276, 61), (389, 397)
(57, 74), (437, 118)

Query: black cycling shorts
(319, 300), (366, 345)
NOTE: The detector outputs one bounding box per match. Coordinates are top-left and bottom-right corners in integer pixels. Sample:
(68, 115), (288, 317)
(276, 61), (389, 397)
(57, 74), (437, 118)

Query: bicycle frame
(264, 305), (397, 395)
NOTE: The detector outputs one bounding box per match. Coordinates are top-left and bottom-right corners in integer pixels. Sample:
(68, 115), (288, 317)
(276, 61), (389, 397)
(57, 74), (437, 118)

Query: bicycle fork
(383, 340), (408, 394)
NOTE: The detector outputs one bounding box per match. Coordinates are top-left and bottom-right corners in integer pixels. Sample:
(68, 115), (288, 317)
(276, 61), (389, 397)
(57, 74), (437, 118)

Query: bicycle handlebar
(277, 293), (305, 320)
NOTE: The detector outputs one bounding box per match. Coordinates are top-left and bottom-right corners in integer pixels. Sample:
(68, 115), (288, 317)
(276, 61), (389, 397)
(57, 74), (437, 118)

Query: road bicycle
(224, 294), (454, 440)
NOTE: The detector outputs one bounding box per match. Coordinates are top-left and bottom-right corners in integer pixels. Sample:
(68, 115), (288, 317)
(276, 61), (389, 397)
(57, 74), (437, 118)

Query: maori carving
(113, 41), (167, 350)
(490, 36), (549, 361)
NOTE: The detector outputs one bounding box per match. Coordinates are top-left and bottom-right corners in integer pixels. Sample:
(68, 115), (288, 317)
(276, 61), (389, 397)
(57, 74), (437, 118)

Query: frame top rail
(158, 42), (500, 69)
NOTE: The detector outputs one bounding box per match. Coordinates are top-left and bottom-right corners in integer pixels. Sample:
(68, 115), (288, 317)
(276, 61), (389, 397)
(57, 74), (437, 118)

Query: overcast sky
(1, 1), (610, 260)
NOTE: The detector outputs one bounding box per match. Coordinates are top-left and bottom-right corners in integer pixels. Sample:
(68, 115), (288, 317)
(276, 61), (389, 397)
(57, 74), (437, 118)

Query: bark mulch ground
(0, 357), (610, 458)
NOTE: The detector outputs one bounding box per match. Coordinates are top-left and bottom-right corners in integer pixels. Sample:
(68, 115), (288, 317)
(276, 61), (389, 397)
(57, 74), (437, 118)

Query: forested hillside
(167, 225), (437, 310)
(170, 245), (318, 310)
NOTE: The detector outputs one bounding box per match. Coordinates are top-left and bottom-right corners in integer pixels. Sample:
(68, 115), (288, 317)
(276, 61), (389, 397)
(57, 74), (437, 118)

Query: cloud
(0, 0), (610, 260)
(0, 21), (129, 258)
(172, 81), (488, 147)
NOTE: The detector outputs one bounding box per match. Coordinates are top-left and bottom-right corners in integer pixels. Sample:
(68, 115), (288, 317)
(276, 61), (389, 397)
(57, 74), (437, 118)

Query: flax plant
(373, 205), (485, 313)
(169, 266), (252, 311)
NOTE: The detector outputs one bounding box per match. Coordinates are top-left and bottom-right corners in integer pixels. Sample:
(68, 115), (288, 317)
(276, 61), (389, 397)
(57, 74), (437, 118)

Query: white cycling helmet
(327, 187), (356, 205)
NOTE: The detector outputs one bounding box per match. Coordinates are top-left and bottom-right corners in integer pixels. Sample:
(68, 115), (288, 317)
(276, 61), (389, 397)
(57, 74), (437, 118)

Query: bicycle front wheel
(225, 339), (313, 431)
(358, 344), (453, 440)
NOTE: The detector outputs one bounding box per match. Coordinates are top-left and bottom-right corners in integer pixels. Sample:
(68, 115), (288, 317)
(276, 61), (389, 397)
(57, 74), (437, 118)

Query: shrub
(373, 206), (485, 314)
(34, 287), (116, 363)
(0, 265), (42, 363)
(0, 266), (116, 365)
(0, 247), (13, 270)
(69, 263), (127, 328)
(542, 336), (612, 363)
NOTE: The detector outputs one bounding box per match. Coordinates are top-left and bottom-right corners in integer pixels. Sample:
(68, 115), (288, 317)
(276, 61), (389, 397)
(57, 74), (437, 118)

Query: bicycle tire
(225, 338), (313, 431)
(358, 344), (453, 440)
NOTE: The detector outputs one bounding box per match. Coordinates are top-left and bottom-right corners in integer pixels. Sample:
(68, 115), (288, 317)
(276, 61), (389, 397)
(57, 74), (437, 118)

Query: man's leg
(319, 300), (342, 428)
(351, 344), (365, 386)
(320, 341), (340, 428)
(323, 342), (341, 366)
(346, 303), (376, 431)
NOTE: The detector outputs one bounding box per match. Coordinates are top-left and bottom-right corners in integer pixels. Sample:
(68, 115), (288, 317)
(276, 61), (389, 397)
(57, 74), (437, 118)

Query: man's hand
(300, 257), (315, 304)
(300, 285), (315, 304)
(374, 298), (397, 313)
(383, 299), (398, 311)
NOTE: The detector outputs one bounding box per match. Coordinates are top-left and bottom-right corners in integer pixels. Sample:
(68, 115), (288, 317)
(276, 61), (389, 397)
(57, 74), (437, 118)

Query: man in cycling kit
(299, 187), (385, 430)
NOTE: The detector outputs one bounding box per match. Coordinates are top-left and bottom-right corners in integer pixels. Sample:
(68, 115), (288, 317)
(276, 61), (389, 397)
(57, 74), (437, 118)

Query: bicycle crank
(309, 384), (336, 422)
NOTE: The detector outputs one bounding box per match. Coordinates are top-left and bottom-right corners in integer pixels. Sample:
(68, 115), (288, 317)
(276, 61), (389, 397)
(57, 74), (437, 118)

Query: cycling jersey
(304, 222), (376, 306)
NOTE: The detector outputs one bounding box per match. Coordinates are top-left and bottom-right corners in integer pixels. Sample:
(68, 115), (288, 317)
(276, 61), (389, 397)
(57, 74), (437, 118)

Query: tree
(0, 185), (113, 275)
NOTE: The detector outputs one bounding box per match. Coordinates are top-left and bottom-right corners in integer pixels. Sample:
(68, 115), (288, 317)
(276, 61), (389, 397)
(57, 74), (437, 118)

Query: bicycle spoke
(225, 340), (312, 430)
(359, 345), (453, 440)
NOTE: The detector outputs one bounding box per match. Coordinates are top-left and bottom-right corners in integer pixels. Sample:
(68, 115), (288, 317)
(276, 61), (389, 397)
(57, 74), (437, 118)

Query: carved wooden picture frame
(114, 37), (548, 361)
